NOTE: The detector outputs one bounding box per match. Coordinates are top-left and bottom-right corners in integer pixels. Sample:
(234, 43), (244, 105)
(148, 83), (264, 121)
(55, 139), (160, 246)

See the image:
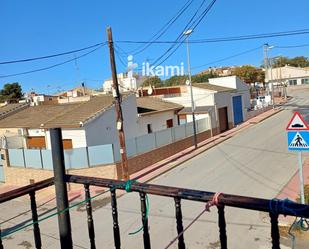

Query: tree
(142, 76), (162, 87)
(0, 83), (23, 102)
(270, 56), (290, 68)
(164, 75), (187, 86)
(191, 72), (218, 83)
(233, 65), (265, 84)
(271, 56), (309, 68)
(289, 56), (309, 67)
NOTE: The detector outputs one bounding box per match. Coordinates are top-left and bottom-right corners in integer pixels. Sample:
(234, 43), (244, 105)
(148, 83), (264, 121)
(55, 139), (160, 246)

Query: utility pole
(184, 29), (198, 149)
(263, 44), (275, 108)
(107, 27), (129, 180)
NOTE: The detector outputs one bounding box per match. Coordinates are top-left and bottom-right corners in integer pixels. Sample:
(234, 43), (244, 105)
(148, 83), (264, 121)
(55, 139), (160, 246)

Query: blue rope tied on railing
(269, 198), (309, 231)
(269, 198), (309, 215)
(269, 198), (309, 249)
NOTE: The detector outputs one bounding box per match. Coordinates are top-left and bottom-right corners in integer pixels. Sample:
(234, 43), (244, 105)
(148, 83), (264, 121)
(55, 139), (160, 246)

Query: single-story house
(136, 97), (183, 134)
(0, 94), (139, 149)
(161, 76), (250, 133)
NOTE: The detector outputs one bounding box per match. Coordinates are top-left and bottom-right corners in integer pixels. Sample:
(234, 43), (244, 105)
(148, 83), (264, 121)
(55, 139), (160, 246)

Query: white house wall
(84, 108), (118, 146)
(137, 111), (178, 135)
(209, 76), (238, 89)
(214, 92), (234, 127)
(45, 129), (87, 149)
(28, 129), (45, 137)
(210, 76), (250, 122)
(266, 66), (309, 83)
(85, 94), (138, 146)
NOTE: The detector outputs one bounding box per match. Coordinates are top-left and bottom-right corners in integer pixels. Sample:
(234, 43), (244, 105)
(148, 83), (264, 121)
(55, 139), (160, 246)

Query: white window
(288, 80), (297, 86)
(301, 78), (309, 84)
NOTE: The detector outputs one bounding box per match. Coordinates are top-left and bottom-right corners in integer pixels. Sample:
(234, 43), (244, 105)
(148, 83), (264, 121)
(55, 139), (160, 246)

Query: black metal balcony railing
(0, 128), (309, 249)
(1, 174), (309, 249)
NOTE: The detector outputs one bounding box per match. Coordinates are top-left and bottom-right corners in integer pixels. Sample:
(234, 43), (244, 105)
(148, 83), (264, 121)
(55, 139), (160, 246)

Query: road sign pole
(297, 151), (305, 204)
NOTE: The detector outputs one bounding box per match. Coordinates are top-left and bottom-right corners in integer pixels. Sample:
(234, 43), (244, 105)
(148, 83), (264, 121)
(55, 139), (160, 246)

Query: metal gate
(232, 95), (244, 125)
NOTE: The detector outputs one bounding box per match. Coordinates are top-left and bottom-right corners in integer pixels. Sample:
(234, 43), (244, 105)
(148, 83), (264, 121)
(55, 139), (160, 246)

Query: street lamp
(263, 44), (275, 108)
(184, 29), (197, 149)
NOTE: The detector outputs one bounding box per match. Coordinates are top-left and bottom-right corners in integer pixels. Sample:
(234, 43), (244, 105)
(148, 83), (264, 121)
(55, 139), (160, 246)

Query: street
(1, 87), (309, 249)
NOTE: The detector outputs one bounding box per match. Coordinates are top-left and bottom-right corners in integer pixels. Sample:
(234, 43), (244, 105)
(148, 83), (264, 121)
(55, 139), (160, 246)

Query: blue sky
(1, 0), (309, 93)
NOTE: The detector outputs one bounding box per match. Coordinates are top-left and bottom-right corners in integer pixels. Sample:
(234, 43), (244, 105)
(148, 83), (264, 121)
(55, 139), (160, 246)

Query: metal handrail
(0, 177), (54, 204)
(66, 174), (309, 218)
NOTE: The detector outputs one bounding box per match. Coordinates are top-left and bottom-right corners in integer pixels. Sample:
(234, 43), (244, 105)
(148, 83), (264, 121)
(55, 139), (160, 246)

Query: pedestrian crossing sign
(287, 131), (309, 151)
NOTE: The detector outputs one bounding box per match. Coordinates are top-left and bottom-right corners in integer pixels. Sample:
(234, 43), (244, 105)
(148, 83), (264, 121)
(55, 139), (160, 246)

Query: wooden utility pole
(107, 27), (129, 180)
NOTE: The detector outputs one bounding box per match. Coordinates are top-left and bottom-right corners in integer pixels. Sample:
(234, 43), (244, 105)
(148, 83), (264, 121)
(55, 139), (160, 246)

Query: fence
(246, 106), (272, 120)
(7, 118), (210, 169)
(113, 117), (210, 161)
(8, 144), (114, 170)
(0, 135), (24, 149)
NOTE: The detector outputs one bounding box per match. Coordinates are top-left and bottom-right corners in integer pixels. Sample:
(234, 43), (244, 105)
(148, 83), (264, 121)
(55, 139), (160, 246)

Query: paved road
(1, 87), (309, 249)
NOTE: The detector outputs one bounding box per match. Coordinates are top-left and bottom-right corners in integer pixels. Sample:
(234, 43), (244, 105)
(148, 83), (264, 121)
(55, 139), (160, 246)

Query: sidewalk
(277, 158), (309, 201)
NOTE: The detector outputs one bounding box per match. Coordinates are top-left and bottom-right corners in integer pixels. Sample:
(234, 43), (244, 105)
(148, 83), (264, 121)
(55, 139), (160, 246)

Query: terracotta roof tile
(136, 97), (183, 116)
(0, 95), (116, 129)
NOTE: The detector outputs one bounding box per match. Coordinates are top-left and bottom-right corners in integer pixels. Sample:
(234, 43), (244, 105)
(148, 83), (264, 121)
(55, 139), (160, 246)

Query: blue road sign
(287, 131), (309, 151)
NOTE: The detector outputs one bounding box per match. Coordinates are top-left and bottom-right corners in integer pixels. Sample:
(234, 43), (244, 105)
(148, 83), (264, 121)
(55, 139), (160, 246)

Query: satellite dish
(147, 86), (153, 95)
(186, 80), (190, 86)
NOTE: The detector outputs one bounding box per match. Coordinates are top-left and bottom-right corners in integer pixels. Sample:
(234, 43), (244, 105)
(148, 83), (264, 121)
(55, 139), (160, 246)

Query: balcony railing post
(269, 212), (280, 249)
(217, 206), (227, 249)
(174, 197), (185, 249)
(84, 184), (96, 249)
(140, 192), (151, 249)
(110, 188), (121, 249)
(29, 191), (42, 249)
(0, 227), (3, 249)
(50, 128), (73, 249)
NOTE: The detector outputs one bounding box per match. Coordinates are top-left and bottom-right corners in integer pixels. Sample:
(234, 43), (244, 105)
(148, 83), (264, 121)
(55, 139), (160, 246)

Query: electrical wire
(114, 45), (128, 69)
(0, 42), (104, 65)
(275, 43), (309, 49)
(0, 44), (105, 79)
(151, 0), (217, 68)
(129, 0), (194, 56)
(152, 0), (212, 66)
(115, 29), (309, 44)
(191, 46), (262, 70)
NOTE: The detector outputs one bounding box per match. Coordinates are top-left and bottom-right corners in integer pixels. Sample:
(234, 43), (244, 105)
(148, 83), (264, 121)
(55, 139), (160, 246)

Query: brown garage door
(218, 107), (228, 133)
(27, 136), (46, 149)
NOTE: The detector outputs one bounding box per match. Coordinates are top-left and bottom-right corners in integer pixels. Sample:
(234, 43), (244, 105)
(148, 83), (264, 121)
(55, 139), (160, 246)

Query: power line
(129, 0), (194, 56)
(0, 44), (105, 79)
(152, 0), (211, 66)
(191, 46), (262, 70)
(190, 42), (309, 71)
(114, 45), (128, 70)
(153, 0), (216, 68)
(115, 28), (309, 44)
(0, 42), (104, 65)
(275, 43), (309, 49)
